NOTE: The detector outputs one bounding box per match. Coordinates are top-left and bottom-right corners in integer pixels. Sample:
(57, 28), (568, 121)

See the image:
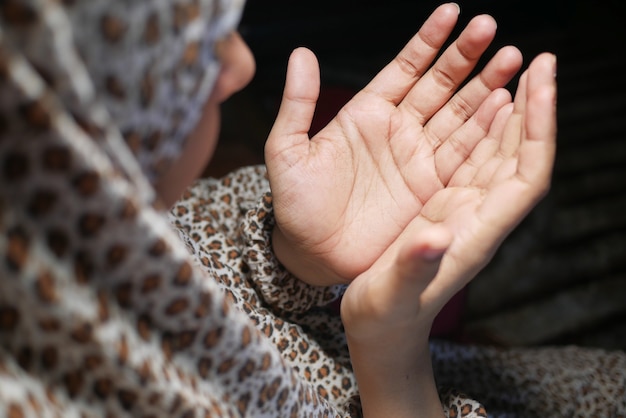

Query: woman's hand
(340, 224), (451, 418)
(266, 3), (539, 285)
(339, 51), (556, 417)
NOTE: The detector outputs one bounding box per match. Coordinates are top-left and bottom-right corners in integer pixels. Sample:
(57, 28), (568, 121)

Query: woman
(1, 1), (623, 417)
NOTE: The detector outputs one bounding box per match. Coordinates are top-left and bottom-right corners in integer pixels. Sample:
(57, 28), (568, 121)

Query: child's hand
(341, 50), (556, 412)
(340, 224), (452, 417)
(266, 3), (555, 287)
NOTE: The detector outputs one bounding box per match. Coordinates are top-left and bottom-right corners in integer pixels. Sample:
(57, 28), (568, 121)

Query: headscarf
(1, 0), (243, 185)
(2, 1), (625, 417)
(0, 0), (341, 416)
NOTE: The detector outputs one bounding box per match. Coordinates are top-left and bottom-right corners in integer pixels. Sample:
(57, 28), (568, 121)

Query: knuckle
(448, 95), (474, 122)
(395, 53), (423, 79)
(431, 66), (457, 93)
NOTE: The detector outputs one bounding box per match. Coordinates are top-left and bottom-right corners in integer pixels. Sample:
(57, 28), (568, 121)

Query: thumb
(394, 225), (452, 301)
(265, 47), (320, 164)
(341, 225), (452, 339)
(378, 224), (453, 328)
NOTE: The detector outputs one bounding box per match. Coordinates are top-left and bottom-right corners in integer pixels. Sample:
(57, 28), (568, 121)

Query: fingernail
(421, 248), (446, 262)
(553, 54), (557, 78)
(451, 2), (461, 14)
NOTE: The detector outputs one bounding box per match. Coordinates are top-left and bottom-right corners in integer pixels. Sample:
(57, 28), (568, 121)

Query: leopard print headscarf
(0, 1), (342, 416)
(0, 0), (244, 185)
(2, 1), (626, 417)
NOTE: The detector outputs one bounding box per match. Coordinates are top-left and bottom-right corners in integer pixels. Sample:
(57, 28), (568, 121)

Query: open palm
(266, 4), (554, 285)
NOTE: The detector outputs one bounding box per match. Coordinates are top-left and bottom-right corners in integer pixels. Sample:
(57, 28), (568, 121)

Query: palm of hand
(271, 90), (446, 281)
(266, 8), (553, 285)
(272, 88), (522, 282)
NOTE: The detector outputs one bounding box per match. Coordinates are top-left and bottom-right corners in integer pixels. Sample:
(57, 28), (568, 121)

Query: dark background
(209, 1), (626, 350)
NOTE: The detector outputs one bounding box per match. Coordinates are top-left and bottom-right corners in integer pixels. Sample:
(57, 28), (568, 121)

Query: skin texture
(156, 4), (557, 416)
(264, 4), (556, 416)
(267, 6), (531, 286)
(339, 51), (557, 325)
(340, 36), (557, 418)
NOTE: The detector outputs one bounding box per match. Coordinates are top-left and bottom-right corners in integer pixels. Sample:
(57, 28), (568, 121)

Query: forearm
(347, 335), (445, 418)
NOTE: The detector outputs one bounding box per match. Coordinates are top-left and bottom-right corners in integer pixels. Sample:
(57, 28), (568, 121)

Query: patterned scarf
(2, 1), (625, 417)
(0, 1), (340, 416)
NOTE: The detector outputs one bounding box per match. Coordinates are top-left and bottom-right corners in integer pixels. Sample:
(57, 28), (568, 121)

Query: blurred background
(206, 1), (626, 351)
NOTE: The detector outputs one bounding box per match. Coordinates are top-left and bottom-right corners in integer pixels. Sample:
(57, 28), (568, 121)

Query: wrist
(271, 225), (348, 286)
(347, 336), (444, 418)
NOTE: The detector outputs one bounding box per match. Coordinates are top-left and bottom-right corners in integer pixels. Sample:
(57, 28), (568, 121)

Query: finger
(394, 224), (454, 322)
(467, 102), (516, 187)
(474, 54), (556, 233)
(516, 53), (557, 188)
(265, 47), (320, 165)
(399, 14), (498, 124)
(448, 102), (514, 187)
(425, 46), (522, 146)
(464, 72), (529, 188)
(366, 224), (453, 323)
(458, 71), (527, 187)
(435, 88), (512, 185)
(398, 225), (452, 291)
(363, 3), (460, 105)
(498, 70), (528, 157)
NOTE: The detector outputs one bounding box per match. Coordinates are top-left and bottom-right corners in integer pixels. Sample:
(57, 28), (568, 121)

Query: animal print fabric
(173, 167), (626, 418)
(0, 0), (625, 417)
(0, 0), (478, 415)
